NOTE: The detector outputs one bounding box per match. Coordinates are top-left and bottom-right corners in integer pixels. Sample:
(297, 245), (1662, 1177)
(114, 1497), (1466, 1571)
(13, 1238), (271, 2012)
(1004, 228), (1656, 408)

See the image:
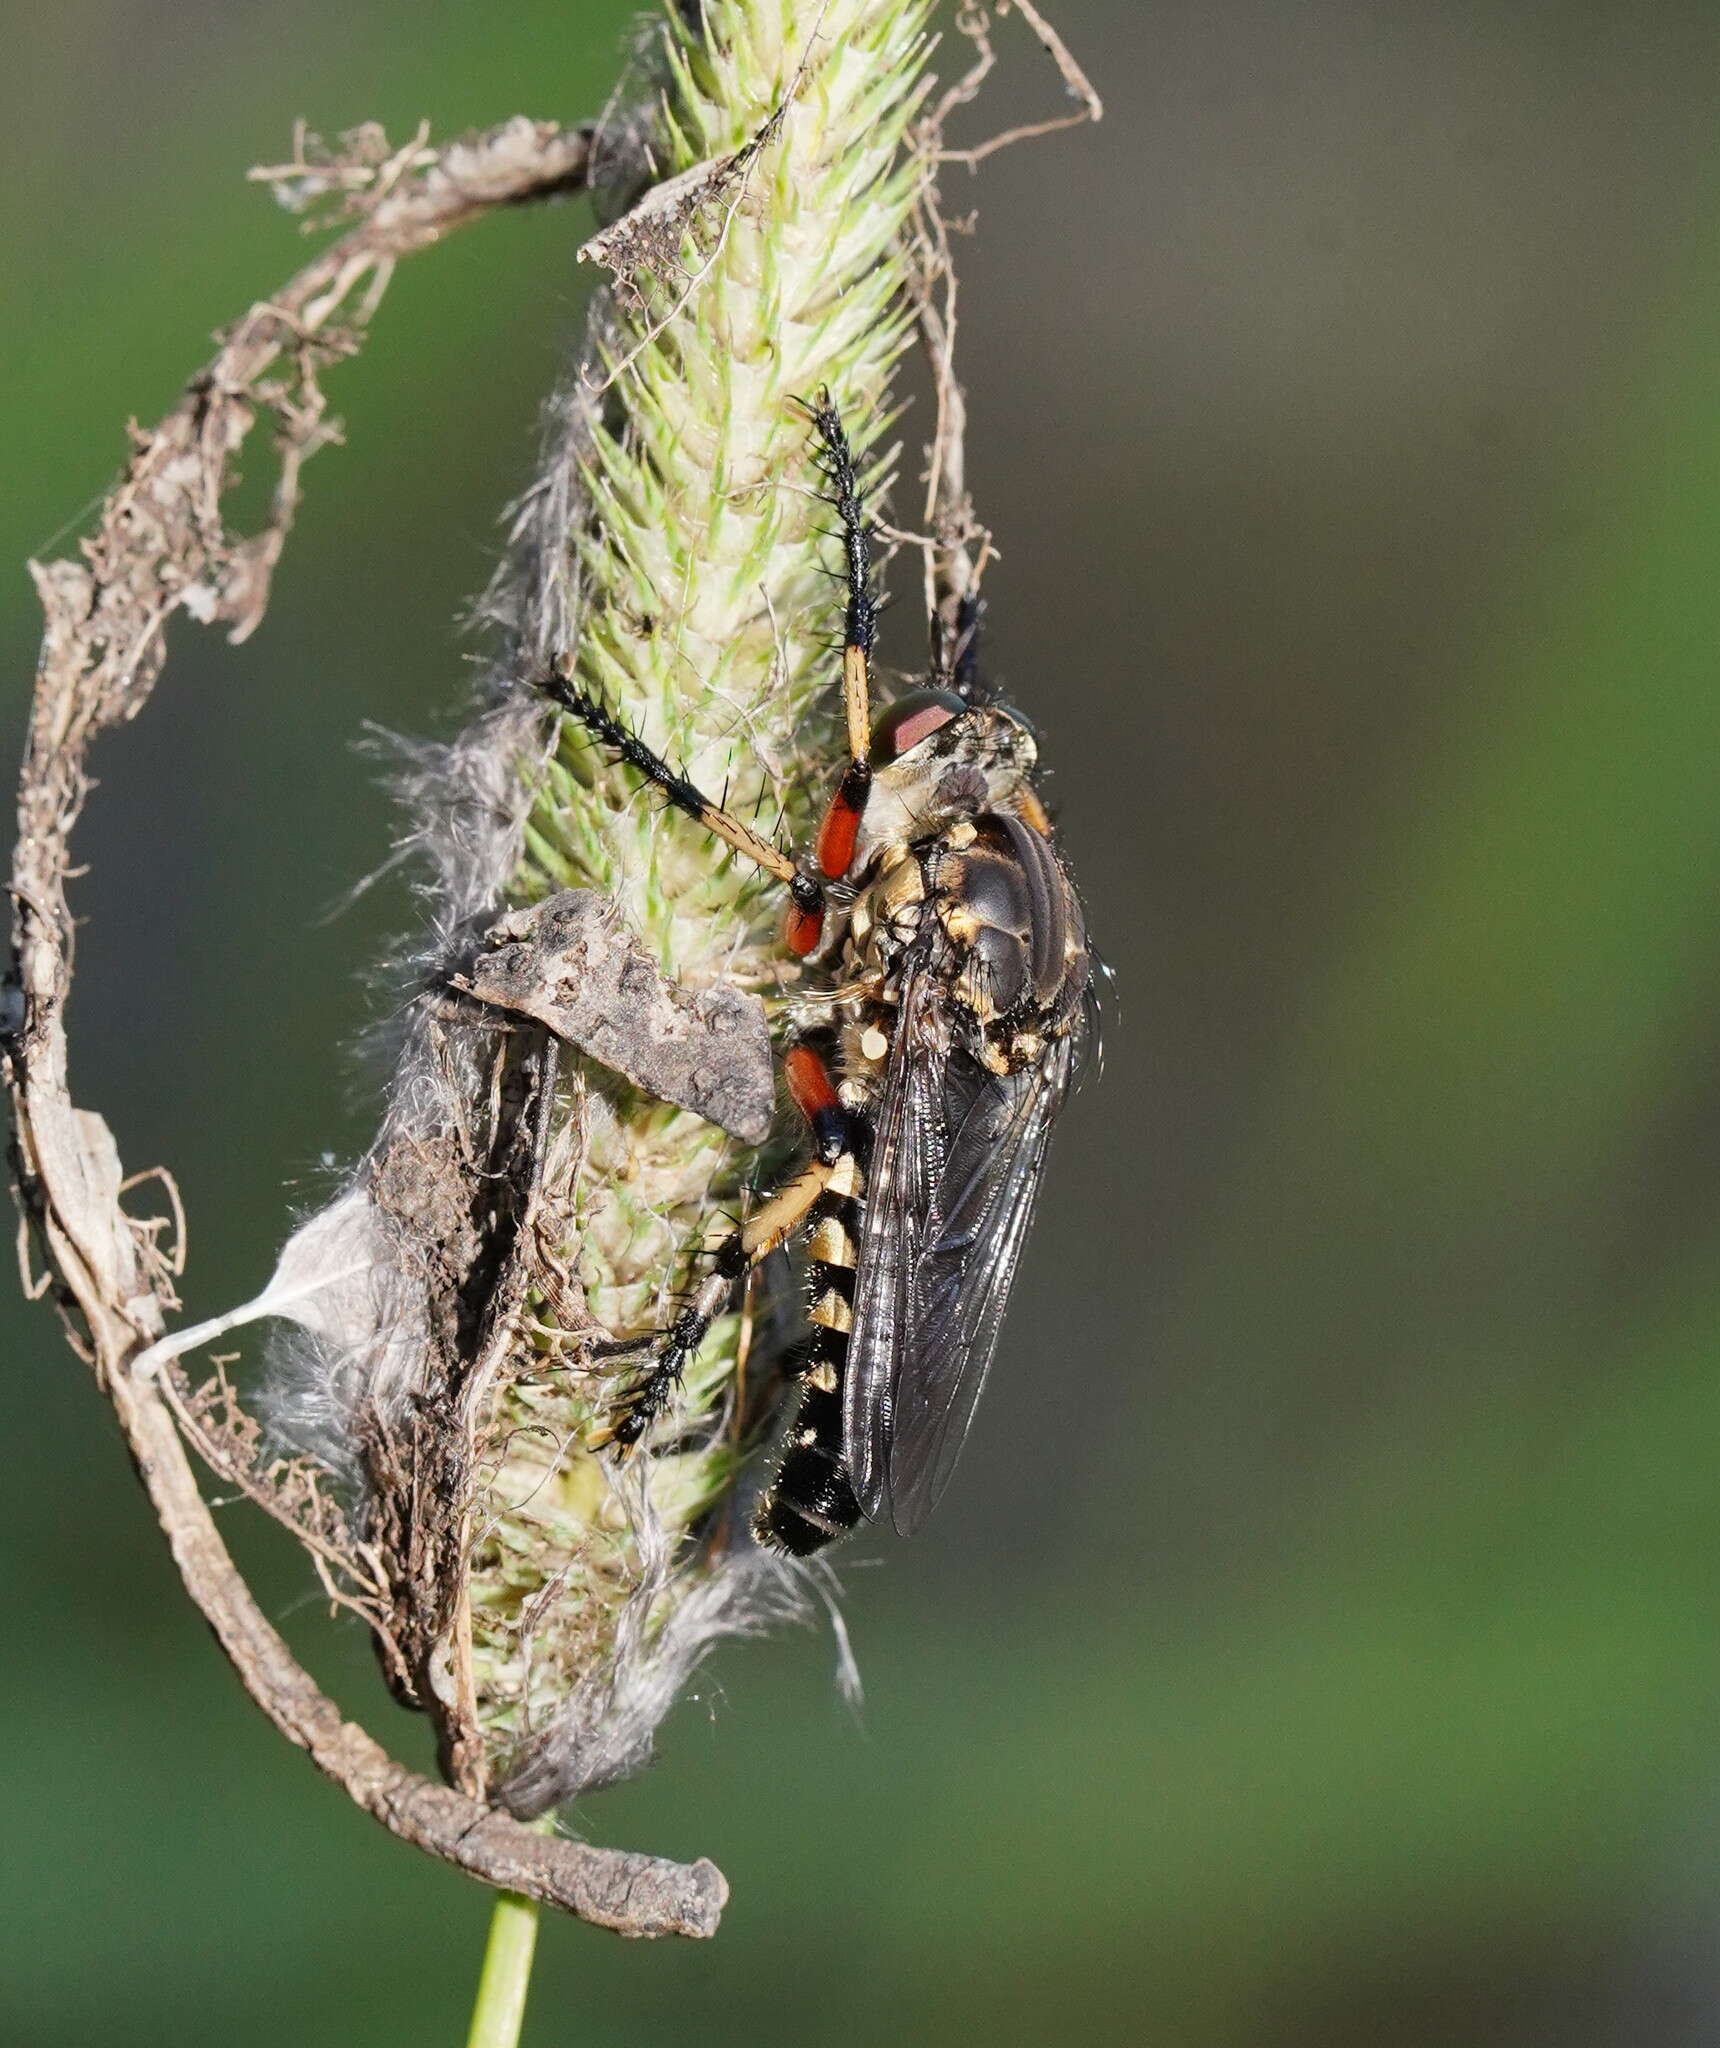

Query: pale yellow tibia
(466, 0), (935, 1775)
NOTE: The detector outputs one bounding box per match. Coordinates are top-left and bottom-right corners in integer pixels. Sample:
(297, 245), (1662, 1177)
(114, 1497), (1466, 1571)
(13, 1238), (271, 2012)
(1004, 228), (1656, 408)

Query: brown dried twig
(4, 111), (726, 1939)
(933, 0), (1102, 171)
(903, 0), (1095, 658)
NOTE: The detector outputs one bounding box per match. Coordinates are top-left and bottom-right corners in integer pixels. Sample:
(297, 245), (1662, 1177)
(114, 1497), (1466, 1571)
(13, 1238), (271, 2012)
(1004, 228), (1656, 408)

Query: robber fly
(535, 396), (1091, 1554)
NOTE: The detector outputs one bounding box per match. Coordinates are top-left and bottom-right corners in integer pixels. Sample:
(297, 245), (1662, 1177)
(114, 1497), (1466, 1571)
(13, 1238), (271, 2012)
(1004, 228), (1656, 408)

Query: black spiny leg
(806, 390), (878, 737)
(804, 391), (879, 881)
(591, 1158), (835, 1453)
(533, 665), (824, 934)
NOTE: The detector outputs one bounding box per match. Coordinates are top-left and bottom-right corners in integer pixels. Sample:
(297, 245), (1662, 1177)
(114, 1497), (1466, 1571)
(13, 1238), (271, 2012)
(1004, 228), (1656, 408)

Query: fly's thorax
(842, 840), (926, 978)
(933, 808), (1089, 1073)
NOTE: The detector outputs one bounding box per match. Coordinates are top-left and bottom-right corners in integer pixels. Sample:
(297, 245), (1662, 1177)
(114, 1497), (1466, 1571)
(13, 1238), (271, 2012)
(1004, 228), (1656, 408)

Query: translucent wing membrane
(843, 968), (938, 1519)
(845, 962), (1078, 1534)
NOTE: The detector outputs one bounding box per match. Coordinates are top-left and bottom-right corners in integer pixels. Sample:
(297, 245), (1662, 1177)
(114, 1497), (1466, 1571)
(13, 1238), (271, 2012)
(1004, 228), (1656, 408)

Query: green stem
(464, 1890), (541, 2048)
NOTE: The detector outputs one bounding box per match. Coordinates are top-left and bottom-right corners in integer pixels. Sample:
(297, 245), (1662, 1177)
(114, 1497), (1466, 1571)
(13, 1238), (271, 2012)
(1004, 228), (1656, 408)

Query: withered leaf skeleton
(6, 114), (730, 1936)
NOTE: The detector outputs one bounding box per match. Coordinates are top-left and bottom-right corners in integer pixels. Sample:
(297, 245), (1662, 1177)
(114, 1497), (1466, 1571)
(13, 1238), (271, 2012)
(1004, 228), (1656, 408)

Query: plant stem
(465, 1890), (542, 2048)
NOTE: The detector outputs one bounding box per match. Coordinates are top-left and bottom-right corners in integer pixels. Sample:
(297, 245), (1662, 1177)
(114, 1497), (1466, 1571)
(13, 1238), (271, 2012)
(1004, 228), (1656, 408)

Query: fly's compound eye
(869, 688), (965, 767)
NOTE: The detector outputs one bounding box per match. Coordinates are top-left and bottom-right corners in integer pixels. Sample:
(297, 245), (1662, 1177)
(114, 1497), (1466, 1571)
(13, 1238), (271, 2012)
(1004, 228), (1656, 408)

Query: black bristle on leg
(532, 667), (712, 825)
(529, 661), (810, 895)
(802, 390), (877, 662)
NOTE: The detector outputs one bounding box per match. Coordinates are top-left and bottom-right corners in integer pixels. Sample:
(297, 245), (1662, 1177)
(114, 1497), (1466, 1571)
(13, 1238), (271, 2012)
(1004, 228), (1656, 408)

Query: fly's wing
(842, 964), (942, 1521)
(891, 1035), (1075, 1531)
(845, 966), (1077, 1535)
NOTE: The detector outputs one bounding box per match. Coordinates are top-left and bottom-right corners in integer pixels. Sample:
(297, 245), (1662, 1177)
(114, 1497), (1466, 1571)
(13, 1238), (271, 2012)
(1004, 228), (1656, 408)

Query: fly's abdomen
(752, 1161), (865, 1556)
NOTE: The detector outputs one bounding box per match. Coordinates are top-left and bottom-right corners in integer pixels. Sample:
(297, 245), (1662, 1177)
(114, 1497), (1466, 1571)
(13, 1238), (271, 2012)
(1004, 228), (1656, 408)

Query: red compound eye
(869, 688), (964, 766)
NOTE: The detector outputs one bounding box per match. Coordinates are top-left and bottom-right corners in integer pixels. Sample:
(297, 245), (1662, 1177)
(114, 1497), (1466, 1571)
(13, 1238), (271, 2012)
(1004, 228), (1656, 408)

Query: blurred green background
(7, 1), (1720, 2041)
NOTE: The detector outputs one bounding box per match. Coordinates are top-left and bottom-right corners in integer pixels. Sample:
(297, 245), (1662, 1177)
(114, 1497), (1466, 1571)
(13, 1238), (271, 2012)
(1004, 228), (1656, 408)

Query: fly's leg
(591, 1157), (834, 1452)
(804, 391), (879, 884)
(806, 391), (878, 760)
(590, 1041), (859, 1453)
(533, 665), (828, 955)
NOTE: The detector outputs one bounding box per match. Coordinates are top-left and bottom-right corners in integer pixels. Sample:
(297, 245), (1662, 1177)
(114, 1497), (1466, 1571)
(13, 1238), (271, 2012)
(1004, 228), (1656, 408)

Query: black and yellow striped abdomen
(752, 1151), (866, 1556)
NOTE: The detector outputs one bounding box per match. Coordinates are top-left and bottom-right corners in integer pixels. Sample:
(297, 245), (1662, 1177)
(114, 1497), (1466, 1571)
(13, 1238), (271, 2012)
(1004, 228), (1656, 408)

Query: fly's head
(858, 691), (1041, 861)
